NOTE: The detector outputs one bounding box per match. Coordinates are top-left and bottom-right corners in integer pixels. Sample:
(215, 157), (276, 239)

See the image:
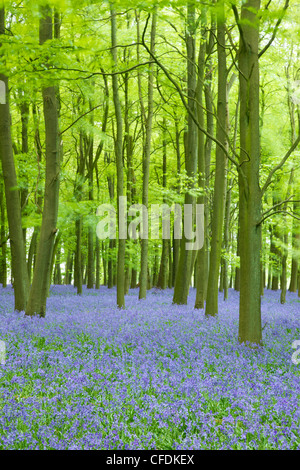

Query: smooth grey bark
(157, 121), (169, 290)
(289, 198), (300, 292)
(205, 0), (227, 316)
(54, 246), (62, 285)
(102, 241), (107, 287)
(194, 9), (207, 309)
(74, 217), (83, 294)
(17, 99), (30, 245)
(280, 169), (294, 304)
(105, 151), (115, 289)
(25, 5), (60, 316)
(95, 237), (100, 289)
(124, 65), (132, 295)
(64, 251), (73, 285)
(237, 0), (262, 345)
(0, 8), (29, 310)
(87, 126), (95, 289)
(172, 118), (181, 287)
(270, 191), (281, 291)
(287, 87), (299, 292)
(223, 80), (237, 300)
(223, 177), (232, 300)
(173, 2), (198, 305)
(49, 230), (61, 291)
(73, 131), (85, 295)
(110, 4), (125, 308)
(139, 10), (157, 300)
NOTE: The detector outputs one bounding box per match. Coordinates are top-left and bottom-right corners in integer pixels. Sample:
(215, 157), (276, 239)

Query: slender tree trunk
(202, 22), (215, 301)
(26, 5), (60, 316)
(223, 79), (237, 301)
(286, 62), (299, 293)
(223, 178), (232, 300)
(48, 231), (61, 291)
(195, 9), (207, 309)
(280, 169), (294, 304)
(124, 69), (132, 295)
(87, 224), (94, 289)
(0, 8), (29, 310)
(289, 193), (300, 292)
(173, 2), (198, 305)
(102, 241), (107, 287)
(64, 250), (71, 285)
(172, 119), (181, 287)
(270, 193), (281, 291)
(54, 247), (62, 285)
(87, 115), (94, 289)
(234, 228), (240, 291)
(95, 237), (100, 289)
(205, 1), (227, 316)
(131, 267), (137, 289)
(139, 10), (157, 300)
(157, 121), (169, 289)
(73, 130), (85, 295)
(110, 5), (125, 308)
(267, 228), (272, 289)
(238, 0), (262, 345)
(19, 100), (30, 245)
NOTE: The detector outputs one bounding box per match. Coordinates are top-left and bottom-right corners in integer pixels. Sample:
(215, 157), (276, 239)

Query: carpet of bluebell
(0, 284), (299, 450)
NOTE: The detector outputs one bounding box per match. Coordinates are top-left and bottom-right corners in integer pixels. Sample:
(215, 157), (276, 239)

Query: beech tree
(110, 4), (126, 309)
(205, 0), (227, 317)
(25, 5), (61, 317)
(173, 1), (198, 305)
(0, 7), (29, 311)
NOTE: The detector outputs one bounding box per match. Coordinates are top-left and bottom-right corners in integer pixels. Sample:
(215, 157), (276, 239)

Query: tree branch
(22, 60), (155, 81)
(60, 104), (103, 136)
(257, 209), (300, 226)
(140, 13), (247, 183)
(261, 133), (300, 194)
(258, 0), (289, 58)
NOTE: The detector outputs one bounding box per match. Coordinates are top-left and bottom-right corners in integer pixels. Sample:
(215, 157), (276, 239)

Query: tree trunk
(19, 100), (30, 245)
(173, 2), (198, 305)
(172, 118), (182, 287)
(205, 1), (227, 316)
(87, 117), (94, 289)
(54, 247), (62, 285)
(95, 237), (100, 289)
(238, 0), (262, 345)
(280, 169), (294, 304)
(124, 55), (132, 295)
(223, 177), (232, 301)
(234, 228), (240, 291)
(157, 121), (169, 290)
(270, 193), (281, 291)
(111, 5), (125, 308)
(195, 9), (207, 309)
(64, 250), (72, 285)
(139, 10), (157, 300)
(289, 197), (299, 292)
(102, 241), (107, 287)
(73, 129), (85, 295)
(25, 5), (60, 316)
(0, 8), (29, 310)
(48, 231), (61, 291)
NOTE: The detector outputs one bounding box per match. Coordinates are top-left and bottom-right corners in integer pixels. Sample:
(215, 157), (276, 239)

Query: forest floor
(0, 284), (299, 450)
